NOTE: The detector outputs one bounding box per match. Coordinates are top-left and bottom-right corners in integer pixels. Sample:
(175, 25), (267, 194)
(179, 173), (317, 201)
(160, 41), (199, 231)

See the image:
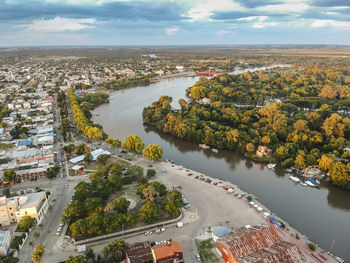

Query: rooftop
(152, 240), (183, 261)
(126, 242), (153, 263)
(0, 230), (10, 247)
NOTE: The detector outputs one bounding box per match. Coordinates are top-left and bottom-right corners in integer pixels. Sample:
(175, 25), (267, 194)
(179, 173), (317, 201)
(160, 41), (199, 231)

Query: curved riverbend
(92, 72), (350, 261)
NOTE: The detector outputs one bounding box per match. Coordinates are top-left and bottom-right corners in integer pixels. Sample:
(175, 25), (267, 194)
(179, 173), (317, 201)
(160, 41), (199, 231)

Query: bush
(10, 234), (26, 249)
(247, 195), (253, 201)
(147, 169), (156, 178)
(16, 216), (35, 232)
(308, 243), (316, 251)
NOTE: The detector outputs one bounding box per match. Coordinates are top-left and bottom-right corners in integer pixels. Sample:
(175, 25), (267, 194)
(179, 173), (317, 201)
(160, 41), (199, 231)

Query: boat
(308, 178), (320, 187)
(306, 180), (315, 187)
(289, 176), (300, 183)
(285, 168), (293, 173)
(267, 163), (276, 170)
(199, 144), (210, 149)
(212, 148), (218, 153)
(300, 181), (307, 186)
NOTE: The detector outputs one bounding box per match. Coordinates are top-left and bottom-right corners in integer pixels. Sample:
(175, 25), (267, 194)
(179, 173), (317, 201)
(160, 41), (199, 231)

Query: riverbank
(157, 159), (338, 263)
(91, 74), (350, 261)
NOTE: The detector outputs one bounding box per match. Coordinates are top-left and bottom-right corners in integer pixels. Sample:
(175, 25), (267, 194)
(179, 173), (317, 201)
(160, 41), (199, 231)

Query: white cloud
(253, 22), (277, 28)
(237, 16), (267, 22)
(258, 0), (310, 13)
(165, 26), (179, 36)
(16, 17), (100, 32)
(187, 0), (240, 21)
(310, 19), (350, 29)
(216, 29), (229, 35)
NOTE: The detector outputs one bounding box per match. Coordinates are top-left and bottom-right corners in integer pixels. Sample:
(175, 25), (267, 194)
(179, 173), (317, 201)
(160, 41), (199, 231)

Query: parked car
(148, 164), (153, 167)
(194, 175), (199, 179)
(187, 173), (193, 176)
(195, 254), (201, 262)
(144, 231), (152, 236)
(184, 203), (191, 209)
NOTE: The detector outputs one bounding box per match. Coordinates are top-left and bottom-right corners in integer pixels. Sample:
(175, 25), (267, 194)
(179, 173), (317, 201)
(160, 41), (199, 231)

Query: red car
(187, 173), (193, 176)
(147, 164), (153, 167)
(213, 182), (218, 186)
(224, 186), (228, 190)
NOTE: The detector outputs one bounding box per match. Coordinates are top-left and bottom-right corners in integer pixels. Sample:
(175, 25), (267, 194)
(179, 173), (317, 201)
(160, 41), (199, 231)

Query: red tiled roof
(238, 241), (307, 263)
(152, 241), (183, 262)
(220, 225), (282, 259)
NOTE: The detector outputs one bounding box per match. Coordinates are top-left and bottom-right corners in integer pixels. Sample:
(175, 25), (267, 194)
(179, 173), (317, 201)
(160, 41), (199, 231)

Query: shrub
(247, 195), (253, 201)
(308, 243), (316, 251)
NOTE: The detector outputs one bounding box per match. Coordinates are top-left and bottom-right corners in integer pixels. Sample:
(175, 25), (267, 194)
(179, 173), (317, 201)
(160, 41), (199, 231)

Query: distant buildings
(216, 225), (306, 263)
(0, 192), (49, 227)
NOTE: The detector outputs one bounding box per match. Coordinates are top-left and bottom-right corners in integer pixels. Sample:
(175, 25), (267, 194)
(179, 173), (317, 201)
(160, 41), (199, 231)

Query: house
(216, 225), (306, 263)
(0, 192), (49, 227)
(126, 242), (153, 263)
(71, 165), (84, 174)
(256, 146), (272, 158)
(0, 230), (11, 256)
(151, 239), (183, 263)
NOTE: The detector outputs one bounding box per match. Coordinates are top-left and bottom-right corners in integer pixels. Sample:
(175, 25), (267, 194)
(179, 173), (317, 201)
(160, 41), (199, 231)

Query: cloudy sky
(0, 0), (350, 46)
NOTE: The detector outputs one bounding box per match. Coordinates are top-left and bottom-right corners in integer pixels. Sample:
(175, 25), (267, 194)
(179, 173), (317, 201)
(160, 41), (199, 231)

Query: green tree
(146, 169), (156, 178)
(17, 216), (35, 232)
(66, 255), (88, 263)
(0, 252), (19, 263)
(97, 154), (110, 165)
(102, 240), (128, 263)
(138, 201), (159, 223)
(84, 152), (93, 163)
(2, 169), (16, 184)
(122, 134), (145, 153)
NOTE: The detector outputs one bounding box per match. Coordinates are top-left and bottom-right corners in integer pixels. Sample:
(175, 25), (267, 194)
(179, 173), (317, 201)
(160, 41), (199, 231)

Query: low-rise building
(216, 225), (306, 263)
(151, 239), (183, 263)
(0, 192), (49, 227)
(0, 230), (11, 256)
(126, 242), (153, 263)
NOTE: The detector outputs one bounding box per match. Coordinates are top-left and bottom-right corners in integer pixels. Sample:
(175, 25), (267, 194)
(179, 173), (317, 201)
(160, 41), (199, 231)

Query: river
(92, 68), (350, 261)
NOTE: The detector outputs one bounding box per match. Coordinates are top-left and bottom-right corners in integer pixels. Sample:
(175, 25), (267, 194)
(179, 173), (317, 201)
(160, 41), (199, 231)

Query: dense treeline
(68, 88), (104, 140)
(57, 91), (71, 141)
(143, 65), (350, 189)
(102, 75), (152, 90)
(63, 161), (182, 239)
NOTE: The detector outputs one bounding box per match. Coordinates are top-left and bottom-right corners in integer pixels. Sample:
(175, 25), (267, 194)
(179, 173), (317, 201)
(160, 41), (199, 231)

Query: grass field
(195, 239), (220, 263)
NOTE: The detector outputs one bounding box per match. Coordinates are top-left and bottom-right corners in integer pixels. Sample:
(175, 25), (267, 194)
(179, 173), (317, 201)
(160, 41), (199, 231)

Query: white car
(64, 184), (68, 188)
(56, 227), (62, 236)
(144, 231), (152, 236)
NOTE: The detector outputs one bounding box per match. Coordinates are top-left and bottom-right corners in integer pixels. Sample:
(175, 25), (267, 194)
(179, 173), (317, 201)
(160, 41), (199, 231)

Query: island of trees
(143, 65), (350, 189)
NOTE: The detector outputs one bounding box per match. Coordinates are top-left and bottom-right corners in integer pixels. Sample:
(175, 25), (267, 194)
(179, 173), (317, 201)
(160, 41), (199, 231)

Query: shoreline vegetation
(142, 65), (350, 190)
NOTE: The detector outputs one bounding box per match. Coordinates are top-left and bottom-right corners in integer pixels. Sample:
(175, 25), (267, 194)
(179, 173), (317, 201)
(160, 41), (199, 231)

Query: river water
(92, 69), (350, 261)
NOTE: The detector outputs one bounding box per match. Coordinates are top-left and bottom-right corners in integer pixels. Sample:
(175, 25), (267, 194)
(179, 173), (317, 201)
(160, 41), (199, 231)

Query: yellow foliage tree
(318, 155), (334, 172)
(143, 144), (163, 160)
(122, 134), (145, 153)
(246, 143), (255, 152)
